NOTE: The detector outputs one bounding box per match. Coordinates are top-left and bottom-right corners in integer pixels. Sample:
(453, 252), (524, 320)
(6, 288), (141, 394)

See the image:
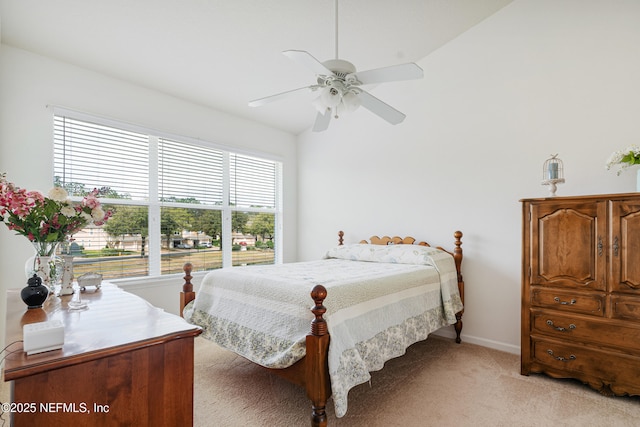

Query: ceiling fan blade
(283, 50), (334, 76)
(312, 109), (332, 132)
(349, 63), (423, 85)
(357, 90), (406, 125)
(248, 86), (315, 107)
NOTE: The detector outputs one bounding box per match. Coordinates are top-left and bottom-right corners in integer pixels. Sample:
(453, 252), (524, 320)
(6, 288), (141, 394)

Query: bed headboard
(360, 235), (429, 246)
(338, 230), (431, 246)
(338, 230), (462, 255)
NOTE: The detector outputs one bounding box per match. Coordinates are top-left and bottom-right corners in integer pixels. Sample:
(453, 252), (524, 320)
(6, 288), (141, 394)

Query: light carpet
(2, 336), (639, 426)
(193, 336), (640, 427)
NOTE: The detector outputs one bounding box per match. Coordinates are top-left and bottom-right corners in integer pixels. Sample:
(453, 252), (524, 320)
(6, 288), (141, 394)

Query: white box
(23, 320), (65, 355)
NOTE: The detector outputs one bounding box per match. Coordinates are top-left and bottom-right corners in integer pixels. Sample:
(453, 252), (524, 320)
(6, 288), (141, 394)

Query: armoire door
(529, 201), (606, 291)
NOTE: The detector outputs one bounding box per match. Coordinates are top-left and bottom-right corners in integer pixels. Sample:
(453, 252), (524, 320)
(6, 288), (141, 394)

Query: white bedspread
(185, 244), (463, 417)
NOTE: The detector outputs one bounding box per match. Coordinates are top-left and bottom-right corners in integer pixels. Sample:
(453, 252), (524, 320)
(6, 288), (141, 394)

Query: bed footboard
(178, 264), (332, 427)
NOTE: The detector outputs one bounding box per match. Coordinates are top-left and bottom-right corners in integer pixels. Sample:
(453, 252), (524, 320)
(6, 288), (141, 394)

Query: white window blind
(230, 153), (277, 209)
(52, 111), (283, 278)
(54, 116), (149, 200)
(159, 138), (224, 205)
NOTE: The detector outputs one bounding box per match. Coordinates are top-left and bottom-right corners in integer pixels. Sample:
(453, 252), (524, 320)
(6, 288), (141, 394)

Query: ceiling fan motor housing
(322, 59), (356, 78)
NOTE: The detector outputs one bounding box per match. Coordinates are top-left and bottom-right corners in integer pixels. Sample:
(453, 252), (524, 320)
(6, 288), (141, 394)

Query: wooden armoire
(521, 193), (640, 396)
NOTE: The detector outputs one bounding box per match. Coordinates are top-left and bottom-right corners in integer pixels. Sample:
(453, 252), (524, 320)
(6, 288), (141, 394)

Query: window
(53, 110), (282, 280)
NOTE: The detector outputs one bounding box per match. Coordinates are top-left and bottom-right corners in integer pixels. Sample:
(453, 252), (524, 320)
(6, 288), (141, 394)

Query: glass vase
(25, 241), (65, 294)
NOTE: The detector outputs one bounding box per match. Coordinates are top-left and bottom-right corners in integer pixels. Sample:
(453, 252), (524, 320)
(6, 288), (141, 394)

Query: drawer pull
(597, 236), (603, 257)
(547, 349), (576, 362)
(546, 319), (576, 332)
(553, 297), (576, 305)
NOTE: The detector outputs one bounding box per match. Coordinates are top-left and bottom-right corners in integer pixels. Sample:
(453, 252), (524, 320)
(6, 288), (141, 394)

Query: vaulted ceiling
(0, 0), (513, 134)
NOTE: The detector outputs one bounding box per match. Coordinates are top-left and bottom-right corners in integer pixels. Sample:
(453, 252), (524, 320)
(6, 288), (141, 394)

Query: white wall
(297, 0), (640, 353)
(0, 45), (297, 347)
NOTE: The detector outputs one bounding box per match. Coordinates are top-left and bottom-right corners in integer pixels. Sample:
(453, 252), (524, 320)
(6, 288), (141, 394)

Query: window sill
(112, 270), (207, 292)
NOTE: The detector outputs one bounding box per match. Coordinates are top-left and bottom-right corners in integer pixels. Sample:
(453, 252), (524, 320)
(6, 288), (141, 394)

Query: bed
(179, 231), (464, 427)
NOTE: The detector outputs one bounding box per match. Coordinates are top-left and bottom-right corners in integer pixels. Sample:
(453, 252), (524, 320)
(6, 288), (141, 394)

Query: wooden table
(3, 284), (202, 426)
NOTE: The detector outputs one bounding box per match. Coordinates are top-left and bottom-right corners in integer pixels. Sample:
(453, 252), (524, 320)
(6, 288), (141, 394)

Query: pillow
(324, 243), (445, 266)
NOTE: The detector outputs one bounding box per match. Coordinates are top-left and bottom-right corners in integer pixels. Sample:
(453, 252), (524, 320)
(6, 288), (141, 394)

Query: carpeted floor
(2, 335), (639, 426)
(193, 336), (640, 427)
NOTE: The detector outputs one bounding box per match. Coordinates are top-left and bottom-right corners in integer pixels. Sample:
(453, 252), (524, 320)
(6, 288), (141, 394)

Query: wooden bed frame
(179, 230), (464, 427)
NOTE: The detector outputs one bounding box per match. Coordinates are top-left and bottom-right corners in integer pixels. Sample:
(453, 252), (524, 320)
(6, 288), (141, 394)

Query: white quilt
(185, 244), (463, 417)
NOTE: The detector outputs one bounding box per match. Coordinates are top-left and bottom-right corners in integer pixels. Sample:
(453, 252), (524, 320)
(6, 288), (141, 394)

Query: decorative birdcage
(541, 154), (565, 197)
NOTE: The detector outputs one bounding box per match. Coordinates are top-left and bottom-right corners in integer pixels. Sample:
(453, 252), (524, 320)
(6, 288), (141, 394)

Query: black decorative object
(21, 274), (49, 309)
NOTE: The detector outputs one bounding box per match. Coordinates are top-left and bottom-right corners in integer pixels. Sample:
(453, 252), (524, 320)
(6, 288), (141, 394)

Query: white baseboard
(432, 328), (520, 355)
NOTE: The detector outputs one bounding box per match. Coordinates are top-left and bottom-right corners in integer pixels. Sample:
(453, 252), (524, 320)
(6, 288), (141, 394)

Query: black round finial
(27, 273), (42, 286)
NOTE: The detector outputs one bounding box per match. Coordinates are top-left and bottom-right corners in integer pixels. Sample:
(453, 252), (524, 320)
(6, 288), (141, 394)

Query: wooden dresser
(3, 284), (202, 426)
(521, 193), (640, 396)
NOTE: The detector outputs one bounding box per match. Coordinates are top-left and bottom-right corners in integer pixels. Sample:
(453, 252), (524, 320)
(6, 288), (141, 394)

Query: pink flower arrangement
(0, 173), (111, 253)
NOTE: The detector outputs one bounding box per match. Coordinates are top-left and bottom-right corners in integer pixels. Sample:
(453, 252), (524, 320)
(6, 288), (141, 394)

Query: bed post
(338, 230), (344, 246)
(306, 285), (331, 427)
(453, 231), (464, 343)
(180, 262), (196, 317)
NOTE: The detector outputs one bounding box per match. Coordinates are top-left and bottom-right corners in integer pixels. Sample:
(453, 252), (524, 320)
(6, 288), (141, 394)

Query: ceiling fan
(248, 0), (424, 132)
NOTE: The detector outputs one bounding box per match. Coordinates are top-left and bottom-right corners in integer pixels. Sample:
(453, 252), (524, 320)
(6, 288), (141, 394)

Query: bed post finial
(180, 262), (195, 317)
(310, 285), (328, 337)
(183, 262), (193, 293)
(453, 231), (463, 284)
(338, 230), (344, 246)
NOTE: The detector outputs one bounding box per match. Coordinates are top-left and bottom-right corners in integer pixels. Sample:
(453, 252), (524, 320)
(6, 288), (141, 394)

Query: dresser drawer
(611, 295), (640, 321)
(530, 287), (605, 316)
(531, 337), (640, 396)
(531, 309), (640, 352)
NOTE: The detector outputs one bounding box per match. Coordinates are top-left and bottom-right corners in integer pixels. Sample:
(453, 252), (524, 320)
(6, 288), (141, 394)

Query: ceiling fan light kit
(313, 81), (360, 116)
(248, 0), (423, 132)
